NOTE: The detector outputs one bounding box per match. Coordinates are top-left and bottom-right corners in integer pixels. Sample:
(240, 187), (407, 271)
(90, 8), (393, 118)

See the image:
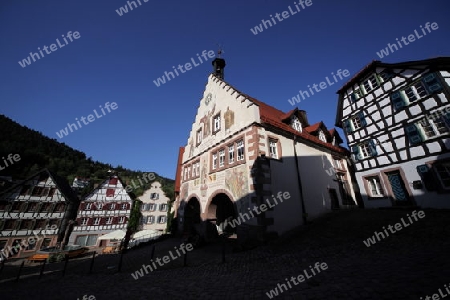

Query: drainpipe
(293, 135), (307, 224)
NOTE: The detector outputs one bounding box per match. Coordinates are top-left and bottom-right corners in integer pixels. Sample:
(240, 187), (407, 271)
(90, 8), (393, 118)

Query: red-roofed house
(173, 57), (359, 242)
(69, 175), (133, 248)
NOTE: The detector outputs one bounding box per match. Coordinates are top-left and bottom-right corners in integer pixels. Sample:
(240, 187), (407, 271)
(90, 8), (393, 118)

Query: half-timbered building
(0, 169), (79, 259)
(173, 56), (359, 243)
(69, 175), (133, 247)
(336, 57), (450, 209)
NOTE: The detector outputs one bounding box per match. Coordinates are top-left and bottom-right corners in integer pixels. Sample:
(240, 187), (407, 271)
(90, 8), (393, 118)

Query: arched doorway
(207, 193), (236, 234)
(183, 197), (201, 235)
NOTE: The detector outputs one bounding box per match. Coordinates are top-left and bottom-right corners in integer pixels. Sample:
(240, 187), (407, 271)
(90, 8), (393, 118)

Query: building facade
(139, 181), (170, 232)
(69, 175), (133, 247)
(173, 58), (358, 242)
(336, 57), (450, 209)
(0, 169), (79, 259)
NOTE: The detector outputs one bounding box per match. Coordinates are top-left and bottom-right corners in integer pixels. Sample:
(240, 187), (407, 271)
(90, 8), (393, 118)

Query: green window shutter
(442, 110), (450, 127)
(416, 164), (437, 191)
(358, 112), (367, 127)
(405, 123), (423, 145)
(343, 119), (353, 133)
(352, 145), (360, 161)
(421, 73), (443, 94)
(390, 91), (407, 110)
(369, 140), (378, 156)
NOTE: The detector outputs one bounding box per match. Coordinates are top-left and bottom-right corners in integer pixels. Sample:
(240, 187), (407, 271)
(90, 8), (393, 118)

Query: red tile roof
(238, 93), (348, 155)
(304, 122), (322, 133)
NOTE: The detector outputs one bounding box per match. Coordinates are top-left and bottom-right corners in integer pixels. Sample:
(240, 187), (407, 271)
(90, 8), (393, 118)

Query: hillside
(0, 114), (174, 199)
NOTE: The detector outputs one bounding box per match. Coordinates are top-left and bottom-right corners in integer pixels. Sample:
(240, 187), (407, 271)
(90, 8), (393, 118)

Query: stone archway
(207, 193), (237, 234)
(183, 197), (201, 235)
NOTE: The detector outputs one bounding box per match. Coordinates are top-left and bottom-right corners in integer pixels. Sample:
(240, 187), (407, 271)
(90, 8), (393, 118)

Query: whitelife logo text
(18, 31), (81, 68)
(56, 102), (118, 139)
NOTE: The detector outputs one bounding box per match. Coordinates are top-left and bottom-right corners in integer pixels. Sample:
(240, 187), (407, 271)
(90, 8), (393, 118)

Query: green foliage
(47, 252), (66, 263)
(0, 115), (174, 195)
(127, 199), (142, 234)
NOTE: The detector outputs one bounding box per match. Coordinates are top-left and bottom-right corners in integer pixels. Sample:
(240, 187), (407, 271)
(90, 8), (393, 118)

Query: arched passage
(207, 193), (237, 233)
(183, 197), (201, 234)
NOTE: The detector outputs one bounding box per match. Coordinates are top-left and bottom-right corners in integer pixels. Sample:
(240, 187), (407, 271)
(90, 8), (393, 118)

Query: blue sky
(0, 0), (449, 179)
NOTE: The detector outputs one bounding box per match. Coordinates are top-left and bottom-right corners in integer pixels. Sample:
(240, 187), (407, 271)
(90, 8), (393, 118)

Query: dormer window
(291, 117), (302, 132)
(318, 130), (327, 142)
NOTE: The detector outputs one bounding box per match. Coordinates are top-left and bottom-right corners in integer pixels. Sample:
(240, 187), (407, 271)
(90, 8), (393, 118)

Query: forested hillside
(0, 114), (174, 200)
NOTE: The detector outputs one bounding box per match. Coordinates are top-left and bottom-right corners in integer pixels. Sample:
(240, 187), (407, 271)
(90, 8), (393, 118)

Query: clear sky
(1, 0), (449, 179)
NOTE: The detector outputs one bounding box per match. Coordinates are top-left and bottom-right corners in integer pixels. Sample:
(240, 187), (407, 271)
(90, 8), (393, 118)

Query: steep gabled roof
(334, 56), (450, 127)
(211, 75), (348, 155)
(0, 168), (79, 204)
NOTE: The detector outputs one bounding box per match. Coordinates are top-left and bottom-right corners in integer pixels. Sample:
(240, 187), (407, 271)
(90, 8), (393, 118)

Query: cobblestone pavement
(1, 208), (449, 300)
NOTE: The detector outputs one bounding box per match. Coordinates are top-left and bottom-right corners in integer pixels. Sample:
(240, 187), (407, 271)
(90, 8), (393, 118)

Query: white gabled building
(173, 56), (359, 243)
(139, 181), (170, 232)
(0, 169), (79, 259)
(335, 57), (450, 209)
(69, 175), (133, 248)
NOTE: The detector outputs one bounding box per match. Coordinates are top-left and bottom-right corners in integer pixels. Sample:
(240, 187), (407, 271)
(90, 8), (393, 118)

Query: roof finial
(216, 43), (224, 58)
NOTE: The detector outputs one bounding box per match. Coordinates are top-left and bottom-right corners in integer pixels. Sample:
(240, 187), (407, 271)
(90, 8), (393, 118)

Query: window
(31, 186), (44, 197)
(219, 149), (225, 167)
(147, 216), (155, 224)
(121, 203), (127, 210)
(158, 216), (166, 224)
(149, 204), (156, 211)
(391, 73), (444, 110)
(291, 117), (302, 132)
(4, 220), (15, 230)
(75, 235), (97, 247)
(403, 81), (427, 102)
(379, 70), (394, 82)
(406, 116), (449, 145)
(12, 202), (22, 212)
(55, 203), (65, 212)
(48, 188), (56, 197)
(187, 166), (191, 179)
(191, 164), (195, 177)
(34, 220), (46, 230)
(40, 203), (52, 213)
(318, 130), (327, 142)
(94, 218), (101, 225)
(27, 202), (38, 212)
(228, 145), (234, 164)
(97, 203), (103, 210)
(362, 74), (380, 93)
(352, 140), (377, 161)
(213, 114), (221, 132)
(20, 219), (33, 230)
(269, 139), (278, 159)
(349, 88), (363, 102)
(367, 176), (384, 197)
(196, 128), (202, 145)
(106, 217), (113, 225)
(344, 112), (366, 133)
(435, 162), (450, 188)
(159, 204), (168, 212)
(85, 203), (92, 210)
(184, 167), (188, 181)
(109, 203), (115, 210)
(195, 162), (200, 176)
(212, 153), (218, 169)
(237, 140), (245, 161)
(81, 218), (88, 226)
(119, 216), (125, 224)
(419, 117), (449, 139)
